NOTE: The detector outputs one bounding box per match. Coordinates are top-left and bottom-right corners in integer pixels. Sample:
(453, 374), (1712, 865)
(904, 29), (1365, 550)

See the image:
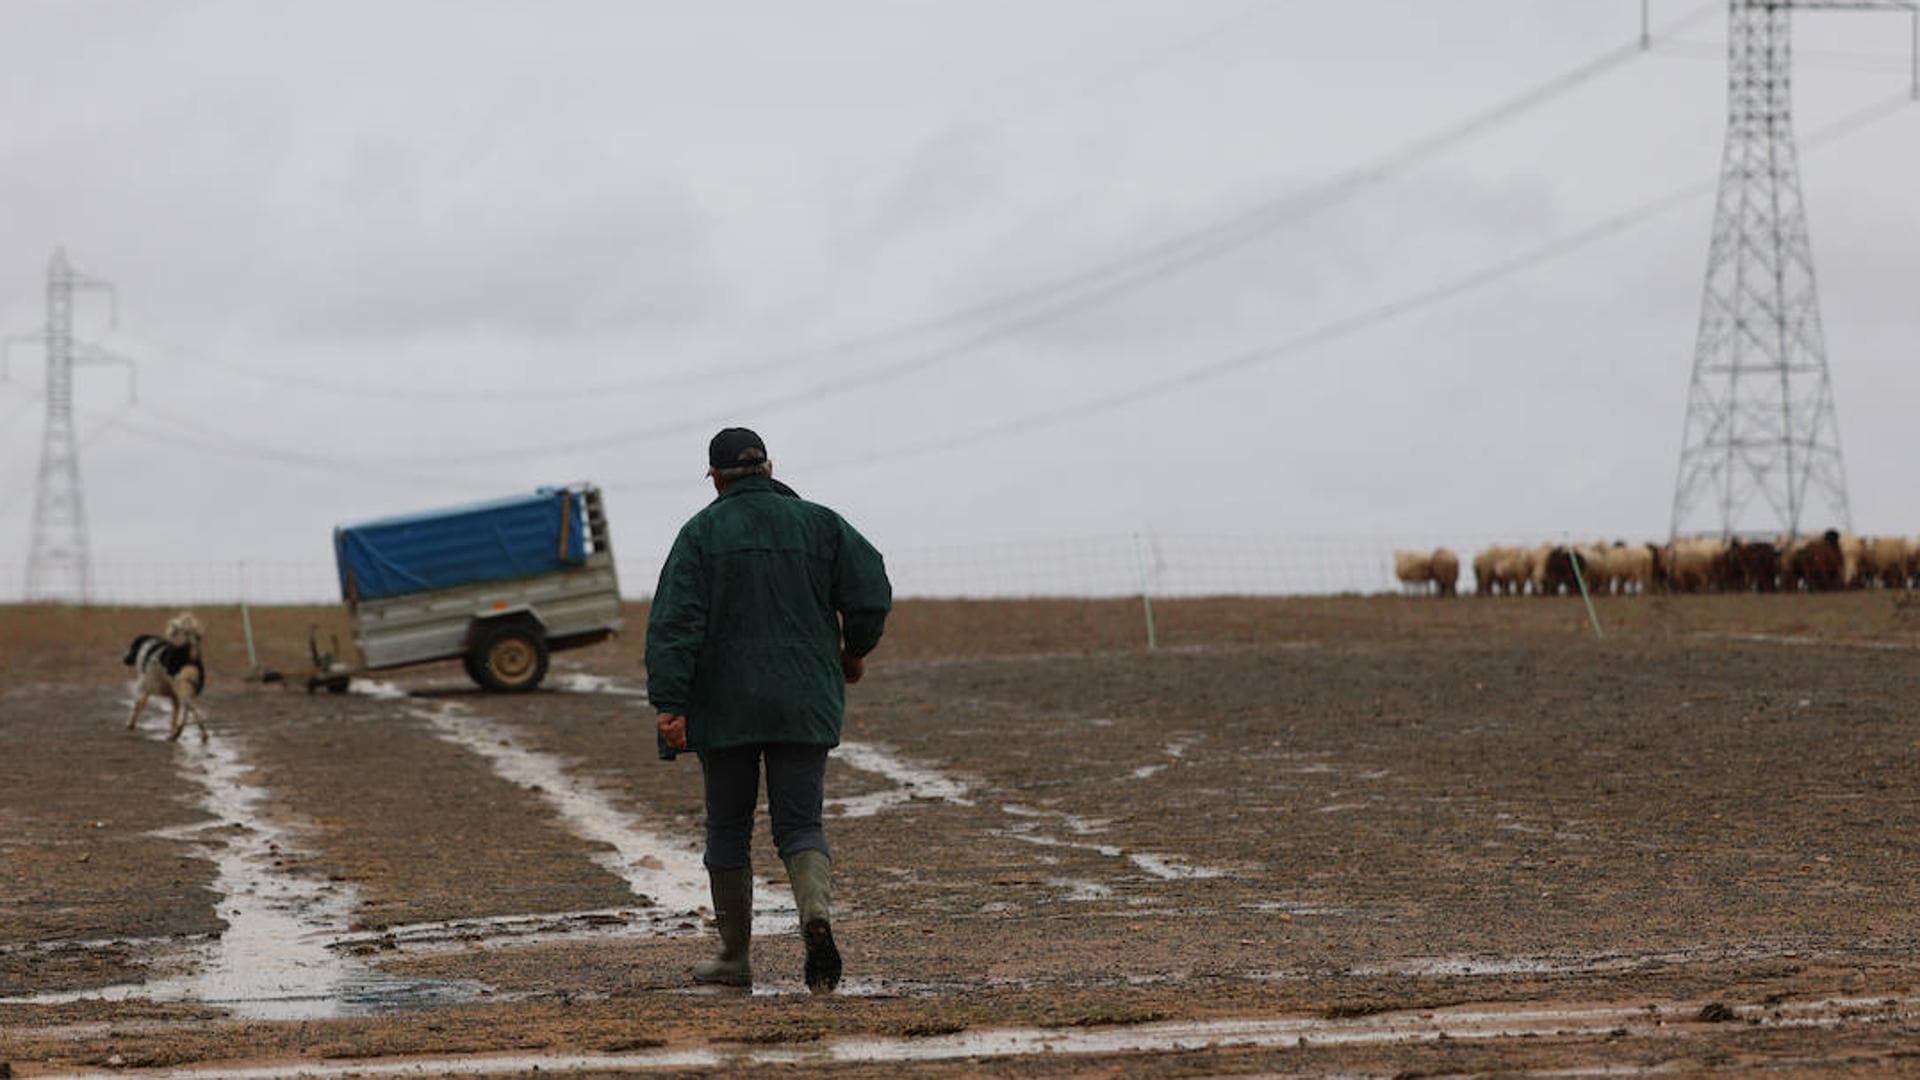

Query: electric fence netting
(0, 534), (1573, 606)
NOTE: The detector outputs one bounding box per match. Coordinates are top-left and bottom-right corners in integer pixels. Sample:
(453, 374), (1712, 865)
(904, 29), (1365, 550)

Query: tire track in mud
(9, 681), (675, 1016)
(825, 734), (1233, 891)
(347, 691), (1234, 954)
(252, 687), (637, 931)
(0, 687), (223, 976)
(33, 992), (1920, 1078)
(408, 697), (803, 934)
(2, 720), (480, 1019)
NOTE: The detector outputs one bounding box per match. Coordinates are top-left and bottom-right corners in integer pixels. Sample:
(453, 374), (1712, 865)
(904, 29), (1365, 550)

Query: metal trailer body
(334, 485), (622, 691)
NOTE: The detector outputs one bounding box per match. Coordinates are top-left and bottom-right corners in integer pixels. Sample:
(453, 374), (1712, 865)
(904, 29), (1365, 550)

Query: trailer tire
(469, 621), (549, 692)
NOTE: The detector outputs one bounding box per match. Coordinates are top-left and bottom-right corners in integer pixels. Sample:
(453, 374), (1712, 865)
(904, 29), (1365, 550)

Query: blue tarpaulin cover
(334, 487), (587, 601)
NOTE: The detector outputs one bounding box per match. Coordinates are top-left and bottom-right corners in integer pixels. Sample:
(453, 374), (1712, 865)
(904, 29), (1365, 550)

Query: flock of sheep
(1394, 530), (1920, 597)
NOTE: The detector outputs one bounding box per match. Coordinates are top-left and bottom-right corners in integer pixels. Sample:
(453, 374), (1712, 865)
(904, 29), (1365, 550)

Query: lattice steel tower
(23, 249), (117, 602)
(1671, 0), (1914, 538)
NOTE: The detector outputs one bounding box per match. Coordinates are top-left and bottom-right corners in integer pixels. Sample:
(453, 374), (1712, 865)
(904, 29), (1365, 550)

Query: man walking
(645, 427), (892, 993)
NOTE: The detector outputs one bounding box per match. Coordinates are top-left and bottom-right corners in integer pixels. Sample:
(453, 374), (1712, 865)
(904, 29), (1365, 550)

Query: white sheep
(1869, 536), (1911, 588)
(1394, 550), (1434, 594)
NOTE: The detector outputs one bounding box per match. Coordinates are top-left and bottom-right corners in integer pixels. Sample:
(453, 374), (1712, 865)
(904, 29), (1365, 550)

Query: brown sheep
(1537, 547), (1583, 596)
(1788, 529), (1844, 591)
(1724, 540), (1780, 593)
(1472, 547), (1499, 596)
(1429, 548), (1460, 597)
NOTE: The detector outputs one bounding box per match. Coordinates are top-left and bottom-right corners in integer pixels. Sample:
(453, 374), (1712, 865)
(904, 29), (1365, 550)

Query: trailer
(332, 485), (622, 691)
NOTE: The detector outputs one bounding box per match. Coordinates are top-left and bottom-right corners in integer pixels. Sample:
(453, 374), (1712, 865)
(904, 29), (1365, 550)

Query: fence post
(1568, 547), (1605, 640)
(238, 561), (260, 672)
(1132, 532), (1158, 652)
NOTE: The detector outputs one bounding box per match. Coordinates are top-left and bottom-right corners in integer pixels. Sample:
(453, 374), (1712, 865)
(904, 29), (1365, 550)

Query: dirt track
(3, 593), (1920, 1076)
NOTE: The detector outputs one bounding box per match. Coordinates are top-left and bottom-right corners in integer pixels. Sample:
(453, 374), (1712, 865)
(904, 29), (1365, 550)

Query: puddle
(999, 829), (1122, 859)
(1050, 878), (1115, 901)
(671, 975), (955, 999)
(1126, 853), (1227, 880)
(47, 994), (1920, 1078)
(827, 738), (1228, 884)
(1338, 942), (1806, 978)
(1692, 631), (1919, 652)
(159, 736), (394, 1018)
(1, 732), (478, 1020)
(348, 679), (410, 700)
(329, 907), (677, 954)
(995, 828), (1228, 881)
(999, 804), (1227, 880)
(0, 931), (211, 959)
(550, 673), (649, 697)
(1244, 900), (1362, 918)
(412, 701), (795, 932)
(1130, 739), (1191, 780)
(1001, 803), (1111, 834)
(828, 742), (974, 818)
(1498, 822), (1593, 842)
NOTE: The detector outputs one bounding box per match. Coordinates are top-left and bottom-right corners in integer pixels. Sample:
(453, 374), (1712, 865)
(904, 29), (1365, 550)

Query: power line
(67, 96), (1911, 510)
(116, 400), (497, 491)
(339, 8), (1721, 467)
(778, 94), (1912, 480)
(663, 1), (1716, 393)
(139, 3), (1713, 413)
(0, 384), (39, 431)
(124, 4), (1279, 408)
(2, 399), (485, 524)
(1656, 37), (1916, 73)
(0, 392), (46, 518)
(0, 399), (132, 523)
(872, 1), (1281, 173)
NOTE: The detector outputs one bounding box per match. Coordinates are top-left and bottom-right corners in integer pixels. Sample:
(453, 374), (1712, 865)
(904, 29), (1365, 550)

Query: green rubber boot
(784, 849), (841, 993)
(692, 868), (752, 987)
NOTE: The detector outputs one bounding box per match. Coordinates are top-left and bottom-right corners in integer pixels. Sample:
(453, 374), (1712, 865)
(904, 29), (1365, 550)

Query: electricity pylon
(1669, 0), (1916, 540)
(16, 249), (132, 603)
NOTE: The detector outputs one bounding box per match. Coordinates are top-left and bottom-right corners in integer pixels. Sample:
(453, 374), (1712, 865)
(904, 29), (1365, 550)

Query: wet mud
(3, 594), (1920, 1075)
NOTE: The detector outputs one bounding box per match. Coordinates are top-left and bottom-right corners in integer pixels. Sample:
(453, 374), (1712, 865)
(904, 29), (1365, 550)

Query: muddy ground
(1, 593), (1919, 1076)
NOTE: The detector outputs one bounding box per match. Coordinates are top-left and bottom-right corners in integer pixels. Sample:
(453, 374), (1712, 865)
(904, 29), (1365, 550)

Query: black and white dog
(124, 612), (208, 742)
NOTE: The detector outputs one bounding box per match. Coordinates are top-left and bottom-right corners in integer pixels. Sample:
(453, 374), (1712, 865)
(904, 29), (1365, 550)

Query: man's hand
(840, 650), (865, 685)
(657, 712), (688, 751)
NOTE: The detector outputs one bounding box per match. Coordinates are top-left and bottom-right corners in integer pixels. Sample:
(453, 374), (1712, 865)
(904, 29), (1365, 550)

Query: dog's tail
(123, 636), (146, 666)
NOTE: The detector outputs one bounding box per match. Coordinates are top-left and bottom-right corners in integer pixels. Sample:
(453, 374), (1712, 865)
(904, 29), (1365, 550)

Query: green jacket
(645, 476), (891, 751)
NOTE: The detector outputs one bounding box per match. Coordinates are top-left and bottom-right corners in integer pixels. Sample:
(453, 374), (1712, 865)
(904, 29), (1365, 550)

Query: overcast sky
(1, 0), (1916, 598)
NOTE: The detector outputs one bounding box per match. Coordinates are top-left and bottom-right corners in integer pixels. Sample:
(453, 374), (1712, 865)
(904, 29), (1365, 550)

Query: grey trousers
(698, 743), (830, 871)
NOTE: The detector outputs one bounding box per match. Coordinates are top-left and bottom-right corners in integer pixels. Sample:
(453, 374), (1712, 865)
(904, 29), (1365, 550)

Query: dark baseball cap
(707, 427), (769, 475)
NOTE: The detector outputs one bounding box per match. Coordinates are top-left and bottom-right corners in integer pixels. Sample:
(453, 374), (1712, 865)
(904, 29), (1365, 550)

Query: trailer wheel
(469, 621), (549, 692)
